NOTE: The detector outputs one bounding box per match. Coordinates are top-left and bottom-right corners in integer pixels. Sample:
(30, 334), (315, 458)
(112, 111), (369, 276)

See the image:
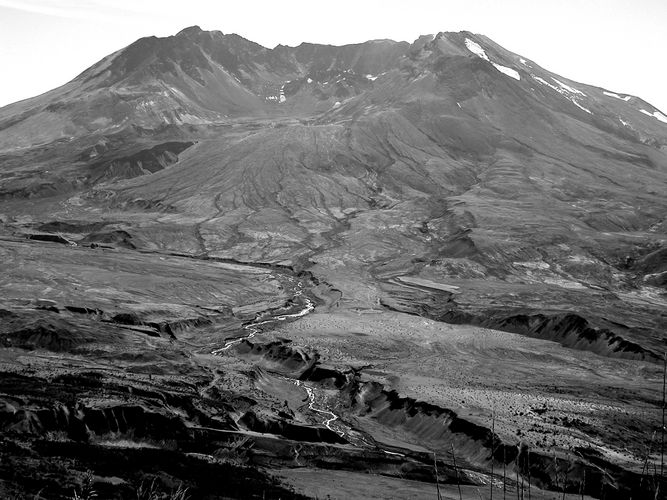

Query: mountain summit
(0, 27), (666, 499)
(2, 28), (665, 148)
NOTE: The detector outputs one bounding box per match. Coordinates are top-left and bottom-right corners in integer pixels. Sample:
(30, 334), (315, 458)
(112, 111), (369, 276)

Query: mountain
(0, 27), (666, 499)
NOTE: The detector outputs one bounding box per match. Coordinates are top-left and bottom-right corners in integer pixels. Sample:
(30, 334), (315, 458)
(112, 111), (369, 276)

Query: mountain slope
(1, 25), (665, 319)
(0, 27), (666, 499)
(2, 27), (666, 335)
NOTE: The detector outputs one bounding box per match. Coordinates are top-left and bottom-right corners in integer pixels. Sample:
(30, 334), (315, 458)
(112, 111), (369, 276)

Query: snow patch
(492, 63), (520, 80)
(552, 78), (585, 96)
(570, 98), (592, 114)
(465, 38), (519, 80)
(619, 117), (630, 127)
(365, 74), (378, 81)
(534, 77), (558, 91)
(535, 76), (587, 98)
(535, 76), (588, 106)
(464, 38), (489, 61)
(654, 112), (667, 123)
(279, 85), (286, 103)
(603, 91), (631, 101)
(519, 57), (529, 66)
(307, 78), (313, 83)
(640, 109), (667, 124)
(332, 101), (341, 109)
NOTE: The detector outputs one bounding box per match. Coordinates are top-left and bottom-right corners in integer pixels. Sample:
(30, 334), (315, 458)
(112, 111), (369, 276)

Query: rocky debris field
(0, 232), (661, 499)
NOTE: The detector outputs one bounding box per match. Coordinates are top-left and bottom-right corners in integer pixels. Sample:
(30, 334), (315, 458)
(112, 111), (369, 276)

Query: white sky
(0, 0), (666, 111)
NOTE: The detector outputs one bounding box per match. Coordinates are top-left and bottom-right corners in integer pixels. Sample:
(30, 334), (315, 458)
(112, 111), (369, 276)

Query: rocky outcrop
(26, 233), (74, 245)
(439, 309), (661, 363)
(239, 410), (346, 445)
(234, 339), (319, 376)
(381, 295), (661, 363)
(90, 141), (195, 181)
(0, 318), (97, 352)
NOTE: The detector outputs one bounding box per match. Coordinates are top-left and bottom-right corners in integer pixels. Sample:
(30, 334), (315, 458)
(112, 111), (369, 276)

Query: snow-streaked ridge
(552, 78), (584, 96)
(603, 91), (632, 102)
(571, 99), (592, 114)
(640, 109), (667, 124)
(534, 76), (586, 97)
(533, 76), (591, 114)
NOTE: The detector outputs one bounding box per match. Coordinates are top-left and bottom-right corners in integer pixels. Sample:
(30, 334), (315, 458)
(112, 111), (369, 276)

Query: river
(210, 274), (345, 435)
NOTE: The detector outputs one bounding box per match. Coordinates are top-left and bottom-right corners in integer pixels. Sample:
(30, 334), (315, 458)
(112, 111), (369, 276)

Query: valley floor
(0, 233), (663, 499)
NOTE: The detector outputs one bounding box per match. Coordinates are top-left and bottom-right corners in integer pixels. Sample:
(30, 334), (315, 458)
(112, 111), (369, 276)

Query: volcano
(0, 26), (665, 499)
